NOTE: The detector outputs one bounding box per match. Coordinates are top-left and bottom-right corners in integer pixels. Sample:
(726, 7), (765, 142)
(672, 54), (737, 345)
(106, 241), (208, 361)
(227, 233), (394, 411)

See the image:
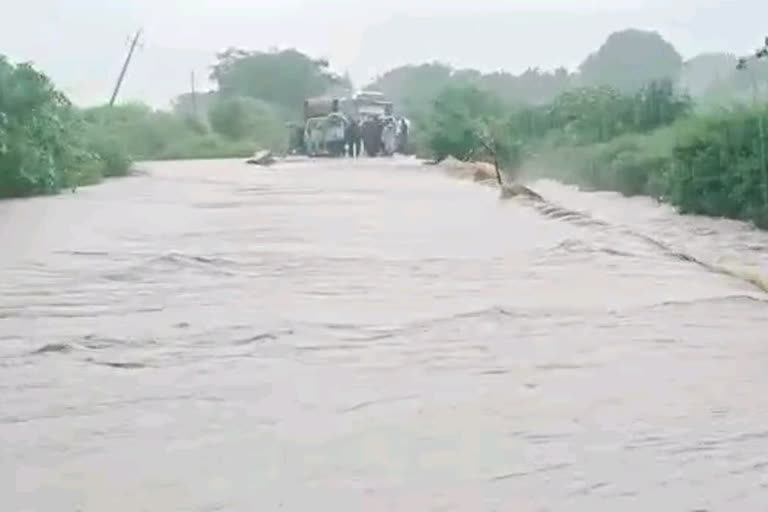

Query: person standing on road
(398, 117), (409, 153)
(345, 119), (361, 158)
(353, 120), (362, 158)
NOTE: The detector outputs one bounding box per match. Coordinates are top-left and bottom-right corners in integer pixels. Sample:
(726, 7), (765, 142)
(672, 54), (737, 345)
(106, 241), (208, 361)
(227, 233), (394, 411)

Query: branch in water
(474, 129), (504, 187)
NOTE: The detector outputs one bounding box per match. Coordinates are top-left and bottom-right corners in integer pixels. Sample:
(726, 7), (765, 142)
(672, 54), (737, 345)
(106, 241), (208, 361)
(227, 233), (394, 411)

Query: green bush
(81, 103), (212, 161)
(0, 56), (109, 198)
(79, 98), (287, 164)
(208, 96), (287, 152)
(82, 132), (132, 177)
(524, 105), (768, 227)
(157, 133), (257, 160)
(423, 84), (524, 176)
(660, 106), (768, 225)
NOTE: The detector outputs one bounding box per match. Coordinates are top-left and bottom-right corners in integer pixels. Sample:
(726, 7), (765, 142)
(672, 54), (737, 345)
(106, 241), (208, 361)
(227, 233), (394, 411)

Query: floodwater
(2, 156), (768, 511)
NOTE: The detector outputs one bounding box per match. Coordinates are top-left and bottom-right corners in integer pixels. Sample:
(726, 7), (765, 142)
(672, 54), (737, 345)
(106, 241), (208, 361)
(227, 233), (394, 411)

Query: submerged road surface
(2, 156), (768, 511)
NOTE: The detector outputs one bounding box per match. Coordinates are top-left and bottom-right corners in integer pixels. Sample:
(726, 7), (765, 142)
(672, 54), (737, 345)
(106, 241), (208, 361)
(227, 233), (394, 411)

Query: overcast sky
(1, 0), (765, 107)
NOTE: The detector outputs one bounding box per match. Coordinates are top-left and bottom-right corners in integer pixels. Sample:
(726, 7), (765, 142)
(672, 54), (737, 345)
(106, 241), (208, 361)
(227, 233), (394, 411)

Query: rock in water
(246, 150), (276, 166)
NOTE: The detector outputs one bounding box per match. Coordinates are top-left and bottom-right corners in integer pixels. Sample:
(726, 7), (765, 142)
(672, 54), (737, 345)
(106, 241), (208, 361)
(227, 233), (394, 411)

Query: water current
(2, 156), (768, 511)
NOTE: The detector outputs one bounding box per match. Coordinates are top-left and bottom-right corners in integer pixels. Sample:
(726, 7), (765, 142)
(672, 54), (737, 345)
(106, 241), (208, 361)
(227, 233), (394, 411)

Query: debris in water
(245, 150), (276, 166)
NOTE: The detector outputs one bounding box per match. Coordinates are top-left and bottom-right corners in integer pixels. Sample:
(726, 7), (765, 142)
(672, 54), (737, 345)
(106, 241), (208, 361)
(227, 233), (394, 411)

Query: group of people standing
(342, 116), (409, 158)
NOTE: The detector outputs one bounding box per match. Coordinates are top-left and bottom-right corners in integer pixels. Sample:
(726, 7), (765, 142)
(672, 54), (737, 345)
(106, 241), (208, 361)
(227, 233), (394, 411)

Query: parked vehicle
(324, 112), (347, 157)
(296, 90), (406, 158)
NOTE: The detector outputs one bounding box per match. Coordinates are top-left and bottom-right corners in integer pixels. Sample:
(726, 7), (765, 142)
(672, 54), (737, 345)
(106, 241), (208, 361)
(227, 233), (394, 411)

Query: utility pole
(109, 29), (142, 106)
(190, 70), (198, 118)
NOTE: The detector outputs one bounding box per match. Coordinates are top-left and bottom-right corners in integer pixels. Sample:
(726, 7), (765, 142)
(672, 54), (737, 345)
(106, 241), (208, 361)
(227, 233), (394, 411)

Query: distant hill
(678, 52), (739, 97)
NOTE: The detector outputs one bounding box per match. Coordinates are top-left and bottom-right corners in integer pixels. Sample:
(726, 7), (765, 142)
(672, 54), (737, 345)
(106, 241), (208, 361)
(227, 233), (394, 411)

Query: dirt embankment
(430, 157), (543, 201)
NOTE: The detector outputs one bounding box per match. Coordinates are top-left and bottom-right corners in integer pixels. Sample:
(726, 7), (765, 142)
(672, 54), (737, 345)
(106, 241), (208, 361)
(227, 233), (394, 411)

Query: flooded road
(2, 156), (768, 511)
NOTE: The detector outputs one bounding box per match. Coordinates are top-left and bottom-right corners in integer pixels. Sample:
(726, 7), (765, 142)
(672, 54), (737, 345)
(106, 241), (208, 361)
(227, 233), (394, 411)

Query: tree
(366, 62), (574, 121)
(426, 84), (503, 161)
(0, 57), (85, 196)
(208, 96), (286, 149)
(425, 84), (523, 180)
(209, 47), (350, 118)
(631, 79), (691, 132)
(578, 29), (683, 92)
(366, 62), (456, 120)
(479, 67), (573, 105)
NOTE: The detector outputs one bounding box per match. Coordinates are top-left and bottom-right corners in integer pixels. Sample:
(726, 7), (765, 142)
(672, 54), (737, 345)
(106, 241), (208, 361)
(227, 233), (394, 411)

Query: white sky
(0, 0), (764, 107)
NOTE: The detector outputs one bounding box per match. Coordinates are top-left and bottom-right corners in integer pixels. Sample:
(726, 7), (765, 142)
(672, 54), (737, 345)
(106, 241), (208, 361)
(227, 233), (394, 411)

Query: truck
(288, 90), (407, 158)
(292, 96), (348, 157)
(304, 97), (339, 119)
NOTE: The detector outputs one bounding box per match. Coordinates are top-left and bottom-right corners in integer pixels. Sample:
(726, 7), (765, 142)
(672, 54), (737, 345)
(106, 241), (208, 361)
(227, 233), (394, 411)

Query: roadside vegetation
(80, 48), (350, 165)
(0, 56), (131, 198)
(381, 30), (768, 228)
(0, 48), (348, 198)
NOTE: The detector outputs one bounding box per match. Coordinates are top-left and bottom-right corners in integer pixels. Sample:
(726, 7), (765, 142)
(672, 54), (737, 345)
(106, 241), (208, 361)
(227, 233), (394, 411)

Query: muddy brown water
(2, 156), (768, 511)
